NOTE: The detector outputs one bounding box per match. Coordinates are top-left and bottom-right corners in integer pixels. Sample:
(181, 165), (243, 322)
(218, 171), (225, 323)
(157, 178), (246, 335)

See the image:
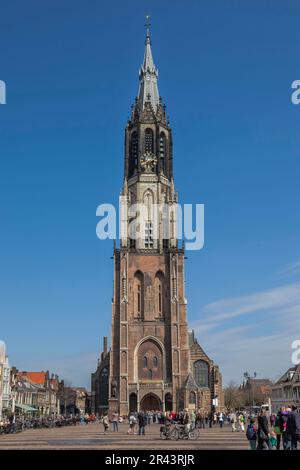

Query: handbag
(259, 429), (268, 440)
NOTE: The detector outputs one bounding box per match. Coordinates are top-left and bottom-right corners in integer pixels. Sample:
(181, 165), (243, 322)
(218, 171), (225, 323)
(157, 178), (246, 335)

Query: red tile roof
(21, 371), (46, 385)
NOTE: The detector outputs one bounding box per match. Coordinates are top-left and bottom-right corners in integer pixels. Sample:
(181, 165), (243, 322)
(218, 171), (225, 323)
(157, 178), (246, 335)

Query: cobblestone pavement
(0, 422), (249, 450)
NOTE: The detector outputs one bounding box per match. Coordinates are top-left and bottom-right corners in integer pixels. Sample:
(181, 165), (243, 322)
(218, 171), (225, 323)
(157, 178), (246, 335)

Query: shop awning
(15, 403), (37, 412)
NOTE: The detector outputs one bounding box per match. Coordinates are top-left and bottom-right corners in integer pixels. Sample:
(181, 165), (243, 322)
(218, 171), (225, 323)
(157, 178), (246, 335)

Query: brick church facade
(92, 24), (223, 416)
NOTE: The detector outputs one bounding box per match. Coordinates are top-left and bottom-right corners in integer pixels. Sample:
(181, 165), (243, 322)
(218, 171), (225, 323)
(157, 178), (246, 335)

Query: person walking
(230, 412), (237, 432)
(238, 413), (245, 432)
(9, 414), (16, 434)
(274, 409), (284, 450)
(208, 411), (213, 428)
(219, 412), (224, 428)
(277, 407), (291, 449)
(246, 418), (257, 450)
(127, 413), (137, 434)
(257, 410), (270, 450)
(138, 410), (147, 436)
(270, 413), (275, 428)
(112, 410), (119, 432)
(190, 410), (196, 430)
(195, 410), (203, 429)
(102, 413), (109, 435)
(183, 408), (191, 434)
(287, 405), (300, 450)
(269, 430), (278, 449)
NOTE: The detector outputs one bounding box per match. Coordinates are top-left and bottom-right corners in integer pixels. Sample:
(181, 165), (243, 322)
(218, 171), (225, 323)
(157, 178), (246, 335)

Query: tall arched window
(144, 190), (154, 249)
(137, 284), (141, 313)
(193, 360), (209, 388)
(158, 284), (162, 313)
(145, 128), (154, 153)
(155, 271), (164, 316)
(129, 131), (138, 176)
(138, 339), (163, 381)
(159, 132), (166, 173)
(134, 271), (143, 318)
(189, 391), (196, 404)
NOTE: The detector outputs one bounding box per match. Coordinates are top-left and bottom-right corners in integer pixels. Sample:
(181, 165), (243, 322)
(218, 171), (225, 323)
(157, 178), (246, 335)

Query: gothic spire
(137, 15), (160, 112)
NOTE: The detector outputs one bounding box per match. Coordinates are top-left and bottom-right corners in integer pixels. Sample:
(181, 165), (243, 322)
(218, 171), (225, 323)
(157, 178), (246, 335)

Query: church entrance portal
(140, 393), (161, 411)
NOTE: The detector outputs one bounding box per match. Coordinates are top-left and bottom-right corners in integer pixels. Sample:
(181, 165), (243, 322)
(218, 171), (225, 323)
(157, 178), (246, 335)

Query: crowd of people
(226, 405), (300, 450)
(0, 413), (97, 434)
(244, 406), (300, 450)
(99, 409), (227, 436)
(2, 405), (300, 450)
(100, 406), (300, 450)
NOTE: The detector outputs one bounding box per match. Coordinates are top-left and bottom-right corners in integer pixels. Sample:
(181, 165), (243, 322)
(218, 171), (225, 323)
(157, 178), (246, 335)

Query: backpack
(246, 424), (256, 441)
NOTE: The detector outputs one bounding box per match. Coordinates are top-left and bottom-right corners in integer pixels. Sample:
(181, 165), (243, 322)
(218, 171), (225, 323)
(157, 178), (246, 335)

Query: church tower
(92, 20), (224, 416)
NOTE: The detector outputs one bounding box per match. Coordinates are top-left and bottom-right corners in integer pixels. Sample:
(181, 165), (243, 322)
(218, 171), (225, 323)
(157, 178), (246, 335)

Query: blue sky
(0, 0), (300, 388)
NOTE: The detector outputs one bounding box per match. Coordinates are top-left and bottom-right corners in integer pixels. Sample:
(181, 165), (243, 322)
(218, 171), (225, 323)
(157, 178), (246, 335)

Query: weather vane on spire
(145, 14), (151, 38)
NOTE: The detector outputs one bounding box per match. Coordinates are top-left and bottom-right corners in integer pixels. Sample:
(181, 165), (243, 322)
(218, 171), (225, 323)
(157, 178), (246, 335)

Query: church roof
(188, 330), (212, 363)
(137, 18), (160, 113)
(184, 372), (199, 390)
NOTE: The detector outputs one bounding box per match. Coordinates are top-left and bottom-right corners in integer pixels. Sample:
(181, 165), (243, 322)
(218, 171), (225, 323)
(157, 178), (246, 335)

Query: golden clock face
(141, 153), (157, 172)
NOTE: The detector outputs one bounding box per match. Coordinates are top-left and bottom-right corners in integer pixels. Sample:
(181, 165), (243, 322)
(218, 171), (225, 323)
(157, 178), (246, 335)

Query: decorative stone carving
(111, 379), (118, 398)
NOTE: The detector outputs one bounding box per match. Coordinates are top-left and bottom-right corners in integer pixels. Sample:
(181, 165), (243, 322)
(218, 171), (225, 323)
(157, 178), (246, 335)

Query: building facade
(271, 365), (300, 414)
(59, 385), (91, 416)
(92, 24), (223, 416)
(10, 372), (39, 414)
(91, 337), (110, 415)
(11, 369), (61, 416)
(240, 378), (273, 407)
(0, 341), (11, 419)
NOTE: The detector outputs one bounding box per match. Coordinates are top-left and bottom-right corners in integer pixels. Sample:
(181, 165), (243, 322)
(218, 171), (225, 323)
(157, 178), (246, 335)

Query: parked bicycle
(160, 424), (179, 440)
(174, 423), (200, 440)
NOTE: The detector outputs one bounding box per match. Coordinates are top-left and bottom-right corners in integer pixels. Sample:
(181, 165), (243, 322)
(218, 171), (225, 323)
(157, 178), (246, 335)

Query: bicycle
(160, 424), (179, 440)
(176, 424), (200, 440)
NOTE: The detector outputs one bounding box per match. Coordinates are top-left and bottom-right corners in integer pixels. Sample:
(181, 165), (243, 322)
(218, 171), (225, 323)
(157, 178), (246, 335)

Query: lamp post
(244, 371), (257, 407)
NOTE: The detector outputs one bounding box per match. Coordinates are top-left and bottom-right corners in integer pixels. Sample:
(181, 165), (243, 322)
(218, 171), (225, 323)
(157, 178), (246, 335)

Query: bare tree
(224, 381), (246, 411)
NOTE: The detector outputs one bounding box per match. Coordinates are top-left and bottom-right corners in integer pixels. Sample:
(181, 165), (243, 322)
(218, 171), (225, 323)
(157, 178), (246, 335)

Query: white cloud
(278, 260), (300, 278)
(200, 282), (300, 323)
(191, 279), (300, 386)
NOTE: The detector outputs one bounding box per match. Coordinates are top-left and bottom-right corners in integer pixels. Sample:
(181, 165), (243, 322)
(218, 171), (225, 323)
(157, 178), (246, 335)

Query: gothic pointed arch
(193, 360), (209, 388)
(129, 131), (138, 177)
(134, 335), (165, 383)
(154, 270), (164, 317)
(133, 270), (144, 319)
(159, 132), (166, 173)
(189, 390), (196, 405)
(143, 189), (154, 248)
(144, 127), (154, 153)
